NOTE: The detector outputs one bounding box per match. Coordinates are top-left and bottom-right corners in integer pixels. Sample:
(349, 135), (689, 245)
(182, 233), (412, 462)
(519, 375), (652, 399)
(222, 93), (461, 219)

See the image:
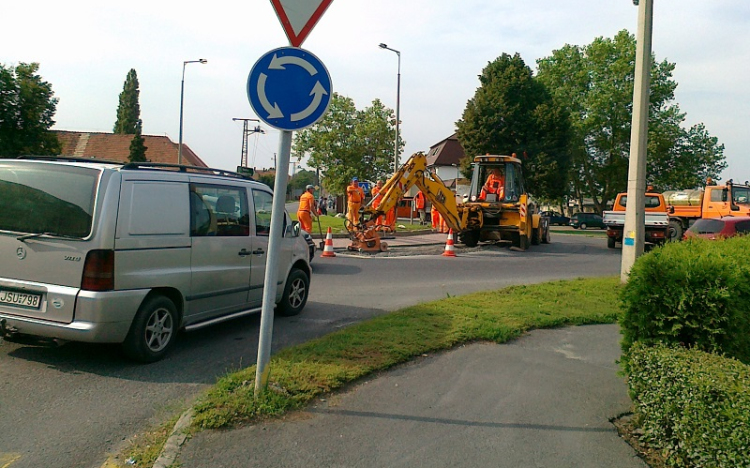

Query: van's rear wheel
(123, 295), (177, 363)
(277, 268), (309, 317)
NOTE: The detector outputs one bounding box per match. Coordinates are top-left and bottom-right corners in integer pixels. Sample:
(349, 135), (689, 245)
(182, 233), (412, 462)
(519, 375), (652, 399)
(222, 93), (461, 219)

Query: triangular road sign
(270, 0), (334, 47)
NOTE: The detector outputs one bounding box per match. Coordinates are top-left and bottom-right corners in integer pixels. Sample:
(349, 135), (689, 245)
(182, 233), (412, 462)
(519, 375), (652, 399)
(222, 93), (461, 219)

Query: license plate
(0, 289), (42, 309)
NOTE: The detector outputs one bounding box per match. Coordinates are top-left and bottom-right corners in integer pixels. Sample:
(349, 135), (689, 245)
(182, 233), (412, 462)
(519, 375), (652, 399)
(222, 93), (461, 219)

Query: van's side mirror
(722, 188), (729, 202)
(286, 221), (301, 237)
(668, 205), (675, 214)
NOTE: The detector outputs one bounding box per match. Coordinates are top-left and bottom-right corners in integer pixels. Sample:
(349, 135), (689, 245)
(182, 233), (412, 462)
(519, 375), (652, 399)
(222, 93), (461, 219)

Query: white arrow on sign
(291, 81), (328, 122)
(270, 0), (334, 47)
(269, 54), (318, 75)
(257, 73), (284, 119)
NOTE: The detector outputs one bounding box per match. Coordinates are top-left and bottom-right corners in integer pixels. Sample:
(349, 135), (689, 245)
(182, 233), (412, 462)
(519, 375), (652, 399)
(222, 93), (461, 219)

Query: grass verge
(291, 213), (433, 235)
(191, 276), (622, 430)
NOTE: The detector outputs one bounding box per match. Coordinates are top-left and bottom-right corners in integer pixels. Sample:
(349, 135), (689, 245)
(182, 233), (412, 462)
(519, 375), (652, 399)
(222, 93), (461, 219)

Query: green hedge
(620, 236), (750, 364)
(627, 343), (750, 468)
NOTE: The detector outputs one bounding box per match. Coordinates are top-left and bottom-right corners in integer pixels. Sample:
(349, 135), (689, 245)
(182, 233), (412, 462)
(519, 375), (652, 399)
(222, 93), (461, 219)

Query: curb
(152, 409), (193, 468)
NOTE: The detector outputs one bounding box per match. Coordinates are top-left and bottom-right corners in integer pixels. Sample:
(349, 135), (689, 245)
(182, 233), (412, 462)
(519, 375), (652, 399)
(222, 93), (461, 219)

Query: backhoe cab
(346, 153), (549, 253)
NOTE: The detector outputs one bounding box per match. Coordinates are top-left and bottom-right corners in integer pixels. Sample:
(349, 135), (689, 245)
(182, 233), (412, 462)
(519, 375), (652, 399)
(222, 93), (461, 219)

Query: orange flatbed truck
(663, 179), (750, 240)
(602, 192), (670, 248)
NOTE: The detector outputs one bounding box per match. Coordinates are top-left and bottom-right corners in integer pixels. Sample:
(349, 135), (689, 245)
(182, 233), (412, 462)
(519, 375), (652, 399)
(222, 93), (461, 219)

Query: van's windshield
(0, 162), (98, 238)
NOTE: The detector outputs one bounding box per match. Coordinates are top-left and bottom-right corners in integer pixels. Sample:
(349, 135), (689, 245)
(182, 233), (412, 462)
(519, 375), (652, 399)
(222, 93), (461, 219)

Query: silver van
(0, 158), (312, 362)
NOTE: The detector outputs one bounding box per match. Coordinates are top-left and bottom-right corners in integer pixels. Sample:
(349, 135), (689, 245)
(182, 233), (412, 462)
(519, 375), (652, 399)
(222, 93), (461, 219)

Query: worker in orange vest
(480, 167), (505, 201)
(414, 190), (426, 225)
(385, 203), (396, 232)
(297, 185), (318, 234)
(370, 180), (386, 228)
(346, 177), (365, 228)
(431, 202), (441, 232)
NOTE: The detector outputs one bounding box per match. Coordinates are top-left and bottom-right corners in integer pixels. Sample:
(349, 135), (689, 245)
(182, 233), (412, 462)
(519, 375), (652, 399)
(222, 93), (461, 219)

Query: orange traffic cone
(442, 229), (456, 257)
(321, 227), (336, 258)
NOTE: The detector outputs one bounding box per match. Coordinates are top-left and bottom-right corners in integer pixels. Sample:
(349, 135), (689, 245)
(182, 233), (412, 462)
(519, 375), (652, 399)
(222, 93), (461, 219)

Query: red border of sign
(270, 0), (334, 47)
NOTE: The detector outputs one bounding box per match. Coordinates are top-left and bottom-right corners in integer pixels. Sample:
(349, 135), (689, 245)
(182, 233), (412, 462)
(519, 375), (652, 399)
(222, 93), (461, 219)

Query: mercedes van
(0, 158), (312, 362)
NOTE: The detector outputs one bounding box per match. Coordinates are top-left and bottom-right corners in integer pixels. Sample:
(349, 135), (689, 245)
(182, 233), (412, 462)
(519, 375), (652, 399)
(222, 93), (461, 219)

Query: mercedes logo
(16, 246), (26, 260)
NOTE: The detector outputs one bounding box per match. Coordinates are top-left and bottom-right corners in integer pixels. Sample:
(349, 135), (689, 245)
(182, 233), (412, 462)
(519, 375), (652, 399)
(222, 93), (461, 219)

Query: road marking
(0, 453), (21, 468)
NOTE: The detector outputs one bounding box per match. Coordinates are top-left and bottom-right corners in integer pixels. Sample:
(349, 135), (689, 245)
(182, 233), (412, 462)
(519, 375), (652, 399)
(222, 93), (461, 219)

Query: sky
(3, 0), (749, 182)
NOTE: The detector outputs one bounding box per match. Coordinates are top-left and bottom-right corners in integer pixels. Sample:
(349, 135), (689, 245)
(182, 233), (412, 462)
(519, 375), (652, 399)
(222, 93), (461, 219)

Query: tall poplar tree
(128, 125), (148, 162)
(114, 69), (141, 134)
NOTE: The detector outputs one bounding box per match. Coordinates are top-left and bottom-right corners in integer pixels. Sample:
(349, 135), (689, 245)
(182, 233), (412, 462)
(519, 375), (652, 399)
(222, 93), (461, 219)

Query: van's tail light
(82, 250), (115, 291)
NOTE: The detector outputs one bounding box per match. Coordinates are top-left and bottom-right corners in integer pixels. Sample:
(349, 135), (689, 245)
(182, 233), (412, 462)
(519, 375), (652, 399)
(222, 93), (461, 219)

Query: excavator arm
(363, 153), (463, 231)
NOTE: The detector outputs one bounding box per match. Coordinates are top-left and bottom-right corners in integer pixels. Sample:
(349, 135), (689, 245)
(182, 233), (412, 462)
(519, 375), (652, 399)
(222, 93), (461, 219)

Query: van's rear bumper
(0, 289), (149, 344)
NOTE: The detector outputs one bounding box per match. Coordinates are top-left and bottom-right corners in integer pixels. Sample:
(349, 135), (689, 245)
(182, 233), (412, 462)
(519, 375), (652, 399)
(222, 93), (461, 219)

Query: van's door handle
(252, 248), (265, 255)
(238, 249), (252, 257)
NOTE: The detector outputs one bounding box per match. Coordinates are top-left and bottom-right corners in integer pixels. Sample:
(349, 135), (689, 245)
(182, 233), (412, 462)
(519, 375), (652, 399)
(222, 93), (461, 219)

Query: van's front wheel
(123, 296), (177, 363)
(277, 268), (309, 317)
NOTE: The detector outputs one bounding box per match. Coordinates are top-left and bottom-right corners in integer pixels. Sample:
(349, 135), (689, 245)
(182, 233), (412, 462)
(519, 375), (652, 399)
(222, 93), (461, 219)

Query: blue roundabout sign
(247, 47), (332, 131)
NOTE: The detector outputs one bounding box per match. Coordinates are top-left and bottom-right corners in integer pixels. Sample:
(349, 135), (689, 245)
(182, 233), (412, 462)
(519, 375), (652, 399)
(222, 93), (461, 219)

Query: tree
(0, 62), (61, 157)
(114, 69), (141, 134)
(536, 30), (725, 211)
(258, 173), (275, 189)
(288, 169), (316, 192)
(128, 125), (148, 162)
(293, 93), (401, 195)
(455, 53), (571, 201)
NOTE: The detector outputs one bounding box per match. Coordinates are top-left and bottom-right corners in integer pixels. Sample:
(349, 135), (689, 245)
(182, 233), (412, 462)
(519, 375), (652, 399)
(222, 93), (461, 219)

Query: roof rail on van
(15, 155), (123, 165)
(121, 162), (253, 180)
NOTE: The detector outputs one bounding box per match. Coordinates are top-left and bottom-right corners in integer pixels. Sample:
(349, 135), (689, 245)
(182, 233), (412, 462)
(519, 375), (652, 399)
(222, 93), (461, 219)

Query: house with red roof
(53, 131), (208, 167)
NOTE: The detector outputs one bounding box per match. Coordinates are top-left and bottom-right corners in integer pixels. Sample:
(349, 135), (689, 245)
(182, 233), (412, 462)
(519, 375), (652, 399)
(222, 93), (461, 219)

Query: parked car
(570, 212), (606, 230)
(0, 158), (312, 362)
(683, 216), (750, 240)
(541, 211), (570, 226)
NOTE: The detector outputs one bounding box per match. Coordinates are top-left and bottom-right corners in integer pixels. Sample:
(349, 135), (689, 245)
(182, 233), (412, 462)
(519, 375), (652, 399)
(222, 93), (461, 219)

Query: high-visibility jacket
(347, 183), (365, 203)
(297, 191), (316, 233)
(298, 191), (316, 214)
(484, 173), (504, 194)
(414, 191), (426, 210)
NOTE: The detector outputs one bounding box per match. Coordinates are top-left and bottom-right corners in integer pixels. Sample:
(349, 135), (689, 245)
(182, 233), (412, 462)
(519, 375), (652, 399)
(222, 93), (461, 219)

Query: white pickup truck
(603, 192), (670, 248)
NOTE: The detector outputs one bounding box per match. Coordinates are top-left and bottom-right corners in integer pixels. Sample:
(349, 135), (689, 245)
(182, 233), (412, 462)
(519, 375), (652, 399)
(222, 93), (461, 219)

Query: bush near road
(621, 236), (750, 467)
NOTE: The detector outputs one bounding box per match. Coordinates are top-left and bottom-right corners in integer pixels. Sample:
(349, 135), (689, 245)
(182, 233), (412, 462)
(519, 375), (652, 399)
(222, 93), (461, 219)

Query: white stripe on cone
(442, 228), (456, 257)
(321, 227), (336, 257)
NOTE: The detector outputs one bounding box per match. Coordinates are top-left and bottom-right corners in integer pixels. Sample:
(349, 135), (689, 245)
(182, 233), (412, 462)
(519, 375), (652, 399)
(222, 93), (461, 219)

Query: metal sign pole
(255, 130), (292, 395)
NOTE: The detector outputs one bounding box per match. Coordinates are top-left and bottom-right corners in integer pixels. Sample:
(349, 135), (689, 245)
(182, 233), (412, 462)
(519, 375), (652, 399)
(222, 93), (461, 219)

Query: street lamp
(379, 43), (401, 174)
(178, 58), (207, 165)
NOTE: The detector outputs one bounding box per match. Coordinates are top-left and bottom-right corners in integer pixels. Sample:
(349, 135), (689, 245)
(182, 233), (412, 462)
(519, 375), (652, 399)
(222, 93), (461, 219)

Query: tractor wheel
(460, 230), (480, 247)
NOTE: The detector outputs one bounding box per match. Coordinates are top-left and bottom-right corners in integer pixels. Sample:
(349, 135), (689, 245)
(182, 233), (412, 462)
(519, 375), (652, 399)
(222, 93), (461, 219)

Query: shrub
(627, 343), (750, 468)
(620, 236), (750, 364)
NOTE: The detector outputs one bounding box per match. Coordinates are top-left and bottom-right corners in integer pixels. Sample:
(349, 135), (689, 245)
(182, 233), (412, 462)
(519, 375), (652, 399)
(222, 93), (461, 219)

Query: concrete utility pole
(621, 0), (654, 282)
(232, 118), (263, 168)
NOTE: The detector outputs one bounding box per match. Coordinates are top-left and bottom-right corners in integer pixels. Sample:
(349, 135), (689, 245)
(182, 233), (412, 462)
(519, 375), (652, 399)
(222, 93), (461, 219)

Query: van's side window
(252, 189), (273, 236)
(190, 184), (249, 237)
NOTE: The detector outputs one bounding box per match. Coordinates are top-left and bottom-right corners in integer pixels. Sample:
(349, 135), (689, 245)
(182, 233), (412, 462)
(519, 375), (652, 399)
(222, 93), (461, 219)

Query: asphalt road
(0, 234), (620, 468)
